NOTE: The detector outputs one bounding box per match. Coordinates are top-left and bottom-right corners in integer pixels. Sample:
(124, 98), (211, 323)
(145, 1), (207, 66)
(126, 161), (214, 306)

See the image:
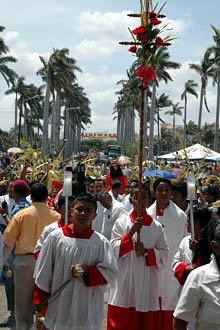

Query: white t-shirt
(174, 256), (220, 330)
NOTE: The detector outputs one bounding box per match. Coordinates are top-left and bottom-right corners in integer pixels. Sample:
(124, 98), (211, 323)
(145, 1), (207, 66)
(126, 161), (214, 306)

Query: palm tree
(181, 79), (198, 147)
(165, 102), (183, 151)
(189, 49), (214, 130)
(208, 25), (220, 151)
(115, 70), (140, 148)
(5, 76), (27, 133)
(63, 83), (91, 158)
(0, 26), (17, 88)
(148, 47), (181, 160)
(38, 48), (81, 155)
(155, 93), (172, 154)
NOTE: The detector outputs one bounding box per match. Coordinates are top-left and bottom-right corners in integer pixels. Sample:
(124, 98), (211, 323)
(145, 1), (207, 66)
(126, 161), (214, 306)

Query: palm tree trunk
(64, 107), (69, 159)
(120, 111), (125, 145)
(198, 84), (204, 130)
(117, 115), (121, 145)
(173, 115), (176, 152)
(50, 95), (56, 156)
(214, 73), (220, 151)
(76, 123), (81, 152)
(15, 92), (18, 131)
(148, 81), (156, 160)
(183, 95), (187, 148)
(23, 105), (28, 140)
(42, 78), (51, 156)
(55, 90), (61, 152)
(18, 103), (23, 147)
(157, 109), (160, 155)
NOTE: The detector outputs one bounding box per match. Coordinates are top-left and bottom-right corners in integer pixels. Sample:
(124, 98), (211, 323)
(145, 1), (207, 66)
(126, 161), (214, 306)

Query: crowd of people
(0, 153), (219, 330)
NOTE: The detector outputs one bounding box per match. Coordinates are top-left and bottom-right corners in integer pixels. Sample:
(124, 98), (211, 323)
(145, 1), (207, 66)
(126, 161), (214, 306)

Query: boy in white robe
(107, 187), (169, 330)
(147, 178), (187, 330)
(33, 194), (118, 330)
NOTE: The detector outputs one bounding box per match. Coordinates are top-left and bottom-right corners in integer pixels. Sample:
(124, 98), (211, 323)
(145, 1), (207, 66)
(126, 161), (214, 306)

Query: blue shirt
(11, 198), (30, 217)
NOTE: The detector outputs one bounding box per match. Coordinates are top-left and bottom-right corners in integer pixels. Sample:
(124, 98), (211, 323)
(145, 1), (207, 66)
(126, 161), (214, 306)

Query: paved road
(0, 285), (11, 329)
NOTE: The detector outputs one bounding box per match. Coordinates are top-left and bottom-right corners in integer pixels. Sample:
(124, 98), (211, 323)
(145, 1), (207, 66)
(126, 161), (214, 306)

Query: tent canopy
(158, 144), (220, 162)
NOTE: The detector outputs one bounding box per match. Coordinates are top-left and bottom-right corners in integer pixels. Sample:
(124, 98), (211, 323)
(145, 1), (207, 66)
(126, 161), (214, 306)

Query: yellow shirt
(3, 202), (60, 254)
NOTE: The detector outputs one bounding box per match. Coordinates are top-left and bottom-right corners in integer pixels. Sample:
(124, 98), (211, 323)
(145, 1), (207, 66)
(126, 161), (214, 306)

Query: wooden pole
(136, 88), (145, 254)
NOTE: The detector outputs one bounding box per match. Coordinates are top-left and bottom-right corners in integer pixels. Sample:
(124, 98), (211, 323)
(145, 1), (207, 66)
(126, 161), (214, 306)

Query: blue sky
(0, 0), (220, 133)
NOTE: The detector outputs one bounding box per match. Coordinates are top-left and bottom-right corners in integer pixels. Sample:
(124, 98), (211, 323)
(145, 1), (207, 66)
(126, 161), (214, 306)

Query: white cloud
(4, 30), (48, 80)
(73, 39), (119, 60)
(78, 11), (139, 39)
(4, 31), (19, 42)
(0, 94), (15, 131)
(75, 11), (188, 61)
(77, 66), (126, 93)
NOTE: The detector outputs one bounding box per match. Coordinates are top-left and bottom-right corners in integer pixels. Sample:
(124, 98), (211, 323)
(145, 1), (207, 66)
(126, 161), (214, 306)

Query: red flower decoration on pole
(137, 34), (148, 42)
(149, 12), (161, 25)
(128, 45), (137, 53)
(155, 37), (164, 46)
(134, 66), (156, 88)
(132, 26), (146, 35)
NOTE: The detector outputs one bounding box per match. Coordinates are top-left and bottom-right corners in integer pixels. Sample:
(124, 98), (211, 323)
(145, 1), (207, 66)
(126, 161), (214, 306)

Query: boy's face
(171, 190), (184, 209)
(155, 183), (171, 207)
(95, 181), (104, 193)
(71, 200), (97, 229)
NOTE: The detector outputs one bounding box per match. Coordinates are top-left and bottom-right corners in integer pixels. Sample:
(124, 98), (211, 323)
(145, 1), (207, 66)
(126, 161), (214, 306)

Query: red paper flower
(137, 34), (148, 42)
(128, 45), (137, 53)
(149, 12), (161, 25)
(132, 26), (146, 35)
(155, 37), (164, 46)
(134, 66), (156, 88)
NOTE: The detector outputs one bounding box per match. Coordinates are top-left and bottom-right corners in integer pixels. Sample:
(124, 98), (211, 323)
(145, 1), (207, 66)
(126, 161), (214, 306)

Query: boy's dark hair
(206, 185), (219, 199)
(97, 191), (111, 201)
(172, 182), (187, 199)
(30, 183), (48, 202)
(73, 193), (97, 211)
(58, 195), (75, 209)
(193, 219), (220, 266)
(112, 181), (122, 190)
(153, 178), (172, 192)
(192, 206), (212, 229)
(94, 178), (105, 186)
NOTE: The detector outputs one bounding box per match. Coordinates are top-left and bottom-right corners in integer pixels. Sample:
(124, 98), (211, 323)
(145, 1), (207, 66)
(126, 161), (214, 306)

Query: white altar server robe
(34, 228), (117, 330)
(147, 200), (187, 310)
(108, 212), (169, 311)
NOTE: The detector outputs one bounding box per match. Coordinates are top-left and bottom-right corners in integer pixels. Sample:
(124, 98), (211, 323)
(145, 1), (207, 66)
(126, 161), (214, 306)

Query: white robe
(34, 221), (60, 254)
(34, 228), (118, 330)
(147, 200), (187, 311)
(101, 199), (125, 240)
(92, 201), (104, 233)
(172, 235), (192, 274)
(108, 212), (169, 312)
(122, 194), (133, 213)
